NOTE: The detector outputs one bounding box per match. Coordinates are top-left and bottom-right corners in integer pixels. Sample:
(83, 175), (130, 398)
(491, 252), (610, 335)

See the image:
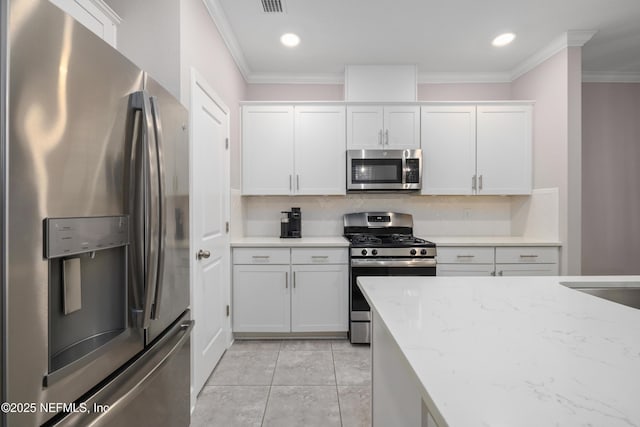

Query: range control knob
(361, 249), (368, 256)
(372, 249), (378, 256)
(410, 249), (417, 255)
(420, 249), (427, 255)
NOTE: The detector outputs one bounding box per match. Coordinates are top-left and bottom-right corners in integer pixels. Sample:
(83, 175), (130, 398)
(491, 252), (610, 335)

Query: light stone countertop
(231, 236), (559, 247)
(358, 275), (640, 427)
(231, 236), (350, 247)
(430, 236), (561, 246)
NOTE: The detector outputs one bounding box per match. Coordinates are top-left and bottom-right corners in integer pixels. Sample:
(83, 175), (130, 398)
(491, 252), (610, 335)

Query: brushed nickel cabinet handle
(285, 271), (288, 289)
(479, 174), (483, 190)
(472, 175), (477, 191)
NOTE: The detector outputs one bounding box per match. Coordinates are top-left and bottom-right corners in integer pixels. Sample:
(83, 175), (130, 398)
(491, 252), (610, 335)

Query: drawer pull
(311, 256), (329, 259)
(252, 255), (270, 259)
(519, 255), (539, 258)
(456, 255), (475, 258)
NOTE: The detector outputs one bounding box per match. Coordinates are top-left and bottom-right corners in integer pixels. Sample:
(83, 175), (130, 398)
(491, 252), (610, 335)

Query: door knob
(197, 249), (211, 260)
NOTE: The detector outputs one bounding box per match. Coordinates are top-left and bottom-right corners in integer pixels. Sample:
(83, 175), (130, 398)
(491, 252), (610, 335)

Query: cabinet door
(437, 264), (495, 276)
(495, 264), (558, 276)
(294, 106), (346, 195)
(383, 105), (420, 149)
(232, 265), (290, 332)
(291, 265), (349, 332)
(421, 105), (476, 195)
(347, 106), (384, 149)
(476, 105), (532, 195)
(242, 106), (294, 195)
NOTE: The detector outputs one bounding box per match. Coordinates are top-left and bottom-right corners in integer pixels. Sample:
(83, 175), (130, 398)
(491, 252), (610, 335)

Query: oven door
(347, 149), (422, 191)
(349, 258), (436, 343)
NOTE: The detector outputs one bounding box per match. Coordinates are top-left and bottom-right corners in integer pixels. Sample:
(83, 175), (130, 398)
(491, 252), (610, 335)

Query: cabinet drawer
(437, 247), (494, 264)
(233, 248), (291, 265)
(291, 248), (348, 265)
(495, 247), (558, 264)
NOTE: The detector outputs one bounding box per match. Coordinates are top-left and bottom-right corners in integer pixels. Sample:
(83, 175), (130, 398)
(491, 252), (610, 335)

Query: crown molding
(202, 0), (251, 81)
(87, 0), (122, 24)
(418, 72), (512, 84)
(247, 72), (344, 84)
(582, 71), (640, 83)
(510, 30), (597, 81)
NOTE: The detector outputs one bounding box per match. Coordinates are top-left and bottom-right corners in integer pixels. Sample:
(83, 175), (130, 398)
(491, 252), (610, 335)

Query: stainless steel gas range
(344, 212), (437, 343)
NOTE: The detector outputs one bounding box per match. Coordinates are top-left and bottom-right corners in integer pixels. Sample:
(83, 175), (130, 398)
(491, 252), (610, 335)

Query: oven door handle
(350, 259), (437, 268)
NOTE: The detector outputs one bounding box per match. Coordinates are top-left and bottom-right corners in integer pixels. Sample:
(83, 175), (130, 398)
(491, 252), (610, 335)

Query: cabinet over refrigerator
(1, 1), (191, 425)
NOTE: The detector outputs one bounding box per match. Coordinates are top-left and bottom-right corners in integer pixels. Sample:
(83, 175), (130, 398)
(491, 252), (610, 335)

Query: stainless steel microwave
(347, 149), (422, 192)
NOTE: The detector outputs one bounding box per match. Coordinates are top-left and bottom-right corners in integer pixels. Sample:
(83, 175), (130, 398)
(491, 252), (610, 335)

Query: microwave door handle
(149, 96), (167, 321)
(402, 155), (407, 185)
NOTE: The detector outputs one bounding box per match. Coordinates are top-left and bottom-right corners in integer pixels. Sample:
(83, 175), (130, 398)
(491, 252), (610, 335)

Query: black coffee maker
(280, 207), (301, 238)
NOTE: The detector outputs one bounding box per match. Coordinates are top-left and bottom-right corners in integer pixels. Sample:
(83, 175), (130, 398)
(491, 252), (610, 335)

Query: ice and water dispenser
(45, 216), (130, 377)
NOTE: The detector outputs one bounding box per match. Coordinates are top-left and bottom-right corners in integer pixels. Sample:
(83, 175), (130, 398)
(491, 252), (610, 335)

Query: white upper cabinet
(476, 105), (532, 195)
(347, 105), (420, 149)
(294, 106), (346, 195)
(242, 105), (295, 195)
(421, 103), (532, 195)
(242, 104), (346, 196)
(421, 105), (476, 194)
(49, 0), (119, 47)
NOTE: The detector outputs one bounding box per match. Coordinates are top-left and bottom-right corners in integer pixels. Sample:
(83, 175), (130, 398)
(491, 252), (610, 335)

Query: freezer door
(53, 311), (193, 427)
(143, 76), (190, 343)
(5, 0), (146, 425)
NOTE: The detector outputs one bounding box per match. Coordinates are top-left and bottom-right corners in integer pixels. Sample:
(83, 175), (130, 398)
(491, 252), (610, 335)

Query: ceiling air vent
(261, 0), (285, 13)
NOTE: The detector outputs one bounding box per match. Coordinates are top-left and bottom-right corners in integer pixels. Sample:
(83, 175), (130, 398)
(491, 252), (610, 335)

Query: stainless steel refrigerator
(1, 0), (192, 426)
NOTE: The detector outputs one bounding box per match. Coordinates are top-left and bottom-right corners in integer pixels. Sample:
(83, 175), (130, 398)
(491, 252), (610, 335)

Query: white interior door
(190, 70), (231, 404)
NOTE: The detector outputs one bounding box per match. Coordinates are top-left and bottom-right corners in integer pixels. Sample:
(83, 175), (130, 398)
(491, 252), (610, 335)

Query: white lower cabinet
(437, 246), (559, 277)
(291, 265), (349, 332)
(232, 265), (290, 333)
(495, 264), (559, 276)
(232, 247), (348, 333)
(437, 263), (495, 277)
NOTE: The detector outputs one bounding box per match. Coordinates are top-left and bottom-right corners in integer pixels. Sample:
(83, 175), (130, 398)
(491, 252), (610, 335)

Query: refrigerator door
(5, 0), (146, 424)
(143, 76), (190, 343)
(54, 311), (193, 427)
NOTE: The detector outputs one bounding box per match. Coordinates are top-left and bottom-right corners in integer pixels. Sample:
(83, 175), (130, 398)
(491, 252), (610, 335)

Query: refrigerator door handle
(149, 96), (167, 321)
(130, 90), (161, 330)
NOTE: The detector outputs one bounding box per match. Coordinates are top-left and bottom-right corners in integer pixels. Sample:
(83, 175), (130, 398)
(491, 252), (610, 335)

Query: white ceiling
(209, 0), (640, 83)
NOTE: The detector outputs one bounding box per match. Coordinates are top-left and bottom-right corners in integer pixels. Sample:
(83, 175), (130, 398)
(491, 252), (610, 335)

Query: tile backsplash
(243, 194), (513, 238)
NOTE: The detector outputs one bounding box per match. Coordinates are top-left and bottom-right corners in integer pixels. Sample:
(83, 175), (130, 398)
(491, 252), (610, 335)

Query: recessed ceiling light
(280, 33), (300, 47)
(492, 33), (516, 47)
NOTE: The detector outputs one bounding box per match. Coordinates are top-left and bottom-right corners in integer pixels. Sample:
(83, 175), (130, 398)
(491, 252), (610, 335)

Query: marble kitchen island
(358, 276), (640, 427)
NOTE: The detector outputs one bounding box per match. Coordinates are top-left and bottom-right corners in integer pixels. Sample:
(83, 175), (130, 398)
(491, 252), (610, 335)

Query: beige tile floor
(190, 339), (371, 427)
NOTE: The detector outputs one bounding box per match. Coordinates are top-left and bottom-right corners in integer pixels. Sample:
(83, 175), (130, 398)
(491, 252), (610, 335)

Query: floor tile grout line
(331, 348), (344, 427)
(260, 346), (280, 427)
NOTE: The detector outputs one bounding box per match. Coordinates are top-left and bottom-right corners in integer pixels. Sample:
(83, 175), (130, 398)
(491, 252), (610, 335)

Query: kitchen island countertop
(358, 275), (640, 427)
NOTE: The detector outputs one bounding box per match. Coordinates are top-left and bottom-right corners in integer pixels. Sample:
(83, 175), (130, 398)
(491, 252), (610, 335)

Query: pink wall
(244, 82), (512, 101)
(418, 83), (511, 101)
(582, 83), (640, 274)
(246, 84), (344, 101)
(180, 1), (247, 189)
(511, 49), (578, 274)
